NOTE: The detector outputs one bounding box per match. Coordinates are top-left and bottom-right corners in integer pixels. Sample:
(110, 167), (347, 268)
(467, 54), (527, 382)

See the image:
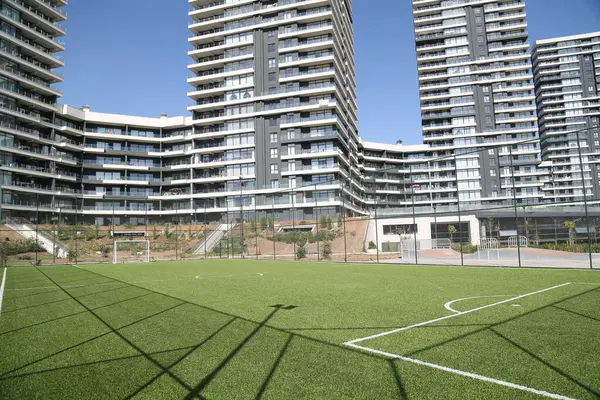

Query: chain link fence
(0, 134), (598, 269)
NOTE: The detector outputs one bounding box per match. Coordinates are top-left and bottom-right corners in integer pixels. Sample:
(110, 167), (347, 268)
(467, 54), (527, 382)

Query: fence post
(509, 147), (522, 268)
(576, 132), (593, 269)
(410, 165), (418, 265)
(271, 195), (276, 260)
(341, 180), (347, 263)
(175, 201), (179, 261)
(225, 200), (230, 259)
(35, 193), (39, 266)
(74, 203), (78, 265)
(291, 188), (296, 260)
(453, 155), (464, 266)
(315, 184), (320, 262)
(373, 176), (380, 264)
(254, 194), (258, 260)
(204, 201), (207, 259)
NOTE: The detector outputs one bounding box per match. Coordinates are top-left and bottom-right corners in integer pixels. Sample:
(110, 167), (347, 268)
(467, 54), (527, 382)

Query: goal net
(113, 240), (150, 264)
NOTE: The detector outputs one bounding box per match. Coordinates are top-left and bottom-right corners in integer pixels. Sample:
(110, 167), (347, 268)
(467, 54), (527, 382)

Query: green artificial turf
(0, 260), (599, 399)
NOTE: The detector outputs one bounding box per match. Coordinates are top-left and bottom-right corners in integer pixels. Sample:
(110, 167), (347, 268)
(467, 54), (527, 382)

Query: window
(485, 105), (492, 113)
(269, 118), (278, 127)
(490, 170), (496, 177)
(268, 58), (276, 68)
(483, 96), (490, 103)
(476, 26), (483, 33)
(270, 148), (278, 158)
(477, 36), (484, 43)
(475, 16), (482, 23)
(270, 133), (278, 143)
(270, 164), (279, 174)
(289, 177), (297, 188)
(267, 31), (276, 39)
(271, 179), (280, 188)
(485, 116), (493, 124)
(268, 43), (276, 52)
(482, 87), (489, 93)
(488, 149), (494, 155)
(268, 72), (276, 82)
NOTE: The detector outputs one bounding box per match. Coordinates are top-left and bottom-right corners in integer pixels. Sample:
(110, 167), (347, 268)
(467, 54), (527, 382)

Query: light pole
(239, 176), (244, 259)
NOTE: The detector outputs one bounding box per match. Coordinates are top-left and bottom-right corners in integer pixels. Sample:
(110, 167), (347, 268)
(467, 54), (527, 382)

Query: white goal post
(113, 240), (150, 264)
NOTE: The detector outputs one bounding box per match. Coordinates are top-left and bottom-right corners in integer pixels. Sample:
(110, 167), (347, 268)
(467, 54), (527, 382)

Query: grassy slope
(0, 260), (598, 399)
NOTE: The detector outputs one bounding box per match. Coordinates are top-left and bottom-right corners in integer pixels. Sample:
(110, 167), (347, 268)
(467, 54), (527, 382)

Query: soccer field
(0, 260), (599, 399)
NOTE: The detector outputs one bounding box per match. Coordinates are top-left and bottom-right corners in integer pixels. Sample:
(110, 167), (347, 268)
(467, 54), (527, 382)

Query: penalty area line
(345, 282), (572, 345)
(444, 295), (518, 314)
(346, 343), (576, 400)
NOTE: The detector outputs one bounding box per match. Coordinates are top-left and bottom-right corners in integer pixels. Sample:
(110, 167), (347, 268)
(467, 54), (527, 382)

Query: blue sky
(61, 0), (600, 144)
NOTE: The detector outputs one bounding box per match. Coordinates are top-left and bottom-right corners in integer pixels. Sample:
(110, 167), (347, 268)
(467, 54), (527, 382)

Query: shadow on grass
(1, 266), (416, 399)
(7, 265), (597, 399)
(490, 328), (600, 397)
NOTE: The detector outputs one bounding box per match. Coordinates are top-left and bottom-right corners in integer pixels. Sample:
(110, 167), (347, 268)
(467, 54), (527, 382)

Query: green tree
(321, 241), (332, 260)
(320, 215), (328, 230)
(260, 217), (268, 231)
(448, 225), (457, 243)
(563, 220), (576, 246)
(326, 216), (333, 230)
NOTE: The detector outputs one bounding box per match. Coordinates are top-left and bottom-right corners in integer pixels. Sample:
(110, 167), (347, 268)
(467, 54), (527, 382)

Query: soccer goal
(113, 240), (150, 264)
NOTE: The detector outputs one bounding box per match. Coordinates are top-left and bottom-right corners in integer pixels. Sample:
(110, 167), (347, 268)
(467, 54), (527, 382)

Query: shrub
(368, 241), (377, 250)
(260, 217), (268, 231)
(67, 248), (78, 262)
(321, 241), (332, 260)
(327, 216), (333, 230)
(320, 215), (328, 230)
(296, 244), (307, 259)
(452, 243), (478, 254)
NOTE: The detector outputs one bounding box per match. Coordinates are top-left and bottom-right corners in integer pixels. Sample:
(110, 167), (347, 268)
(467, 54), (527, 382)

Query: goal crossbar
(113, 240), (150, 264)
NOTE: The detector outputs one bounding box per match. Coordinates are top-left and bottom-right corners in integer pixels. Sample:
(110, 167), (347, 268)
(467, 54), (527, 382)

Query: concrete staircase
(5, 217), (69, 259)
(193, 223), (235, 255)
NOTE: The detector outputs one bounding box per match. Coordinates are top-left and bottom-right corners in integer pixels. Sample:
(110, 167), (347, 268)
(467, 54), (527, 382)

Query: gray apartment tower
(411, 0), (543, 205)
(187, 0), (362, 220)
(532, 32), (600, 203)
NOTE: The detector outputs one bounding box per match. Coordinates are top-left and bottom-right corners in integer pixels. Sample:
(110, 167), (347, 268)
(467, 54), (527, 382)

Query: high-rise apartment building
(0, 0), (598, 229)
(411, 0), (543, 205)
(187, 0), (362, 219)
(0, 0), (68, 218)
(532, 32), (600, 202)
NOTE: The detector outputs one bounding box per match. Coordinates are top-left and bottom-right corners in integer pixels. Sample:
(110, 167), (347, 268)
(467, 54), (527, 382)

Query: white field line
(570, 282), (600, 285)
(0, 268), (6, 315)
(444, 295), (517, 313)
(6, 272), (266, 291)
(345, 282), (572, 345)
(194, 272), (263, 279)
(344, 282), (580, 400)
(4, 279), (178, 291)
(345, 343), (576, 400)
